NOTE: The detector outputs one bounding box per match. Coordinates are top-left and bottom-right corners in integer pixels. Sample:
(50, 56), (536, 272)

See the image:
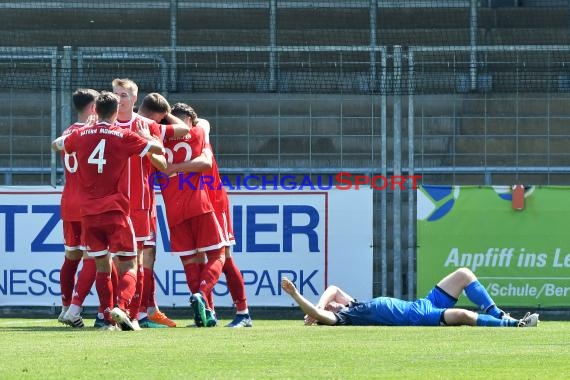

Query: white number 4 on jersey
(87, 139), (107, 173)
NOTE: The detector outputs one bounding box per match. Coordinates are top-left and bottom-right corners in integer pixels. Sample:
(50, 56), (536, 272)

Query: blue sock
(465, 280), (503, 318)
(476, 314), (516, 327)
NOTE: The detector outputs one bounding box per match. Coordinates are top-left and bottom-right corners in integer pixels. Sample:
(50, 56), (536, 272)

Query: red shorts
(130, 209), (151, 241)
(82, 211), (136, 257)
(215, 207), (235, 247)
(63, 220), (84, 251)
(169, 212), (226, 257)
(130, 209), (151, 249)
(144, 215), (157, 248)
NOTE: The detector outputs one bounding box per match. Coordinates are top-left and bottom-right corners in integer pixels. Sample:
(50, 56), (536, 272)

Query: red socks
(199, 250), (225, 309)
(223, 257), (248, 312)
(182, 249), (226, 310)
(71, 258), (96, 306)
(183, 262), (201, 294)
(116, 271), (137, 311)
(128, 267), (144, 320)
(148, 269), (157, 309)
(60, 257), (80, 306)
(140, 267), (154, 312)
(95, 272), (113, 322)
(110, 263), (119, 304)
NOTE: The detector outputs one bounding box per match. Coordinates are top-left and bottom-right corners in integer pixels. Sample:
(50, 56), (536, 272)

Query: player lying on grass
(282, 267), (539, 327)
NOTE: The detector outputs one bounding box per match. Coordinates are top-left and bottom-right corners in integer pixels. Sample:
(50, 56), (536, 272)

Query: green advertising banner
(417, 185), (570, 308)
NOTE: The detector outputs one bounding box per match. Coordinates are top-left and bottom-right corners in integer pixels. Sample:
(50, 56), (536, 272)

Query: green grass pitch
(0, 317), (568, 379)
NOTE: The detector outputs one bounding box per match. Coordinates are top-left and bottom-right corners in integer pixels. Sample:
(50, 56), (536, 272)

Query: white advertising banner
(0, 187), (373, 307)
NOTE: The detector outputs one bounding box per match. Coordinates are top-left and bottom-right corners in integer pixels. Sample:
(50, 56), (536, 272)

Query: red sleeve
(152, 122), (174, 140)
(163, 124), (175, 139)
(194, 126), (207, 156)
(149, 122), (162, 138)
(63, 130), (77, 154)
(124, 129), (152, 157)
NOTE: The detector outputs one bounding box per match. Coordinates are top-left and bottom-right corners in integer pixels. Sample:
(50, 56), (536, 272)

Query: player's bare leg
(437, 267), (515, 320)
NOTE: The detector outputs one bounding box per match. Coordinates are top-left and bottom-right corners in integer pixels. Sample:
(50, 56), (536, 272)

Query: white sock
(67, 304), (82, 317)
(138, 312), (148, 320)
(236, 309), (249, 315)
(147, 307), (158, 315)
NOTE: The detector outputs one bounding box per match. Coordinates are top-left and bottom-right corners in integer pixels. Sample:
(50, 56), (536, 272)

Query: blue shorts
(407, 286), (458, 326)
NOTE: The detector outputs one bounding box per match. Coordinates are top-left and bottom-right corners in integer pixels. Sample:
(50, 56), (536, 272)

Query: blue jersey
(334, 286), (457, 326)
(335, 297), (413, 326)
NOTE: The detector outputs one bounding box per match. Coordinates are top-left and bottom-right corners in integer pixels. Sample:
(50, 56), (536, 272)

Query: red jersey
(202, 142), (229, 214)
(60, 122), (85, 221)
(115, 114), (173, 210)
(63, 122), (151, 217)
(161, 126), (213, 227)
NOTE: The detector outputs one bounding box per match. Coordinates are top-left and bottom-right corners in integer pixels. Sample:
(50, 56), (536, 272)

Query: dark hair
(95, 91), (120, 120)
(171, 102), (198, 125)
(139, 93), (171, 114)
(72, 88), (99, 113)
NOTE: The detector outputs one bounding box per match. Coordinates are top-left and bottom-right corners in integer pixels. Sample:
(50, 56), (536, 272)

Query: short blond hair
(111, 78), (138, 96)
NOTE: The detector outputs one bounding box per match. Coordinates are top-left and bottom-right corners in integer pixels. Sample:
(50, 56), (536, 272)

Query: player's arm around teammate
(167, 104), (252, 328)
(53, 92), (164, 331)
(135, 118), (167, 171)
(125, 93), (190, 328)
(111, 81), (175, 328)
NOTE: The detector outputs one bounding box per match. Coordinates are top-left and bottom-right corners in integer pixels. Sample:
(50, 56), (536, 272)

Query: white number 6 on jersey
(64, 152), (78, 173)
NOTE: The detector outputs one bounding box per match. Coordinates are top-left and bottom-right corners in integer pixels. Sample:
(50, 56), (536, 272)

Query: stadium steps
(478, 7), (568, 29)
(0, 90), (54, 184)
(1, 5), (567, 47)
(0, 29), (169, 47)
(481, 29), (570, 45)
(3, 27), (567, 50)
(0, 92), (51, 115)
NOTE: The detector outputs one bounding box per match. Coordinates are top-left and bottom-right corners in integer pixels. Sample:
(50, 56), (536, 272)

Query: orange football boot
(148, 310), (177, 327)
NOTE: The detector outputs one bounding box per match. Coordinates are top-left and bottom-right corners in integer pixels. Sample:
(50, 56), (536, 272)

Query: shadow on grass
(1, 306), (306, 320)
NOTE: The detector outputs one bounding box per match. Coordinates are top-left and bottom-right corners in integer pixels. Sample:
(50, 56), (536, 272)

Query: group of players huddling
(52, 79), (251, 331)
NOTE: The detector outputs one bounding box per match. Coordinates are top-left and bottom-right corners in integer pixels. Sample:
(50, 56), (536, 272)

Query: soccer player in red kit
(52, 91), (165, 331)
(168, 103), (251, 328)
(134, 92), (190, 328)
(58, 88), (99, 328)
(160, 108), (226, 328)
(111, 80), (188, 328)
